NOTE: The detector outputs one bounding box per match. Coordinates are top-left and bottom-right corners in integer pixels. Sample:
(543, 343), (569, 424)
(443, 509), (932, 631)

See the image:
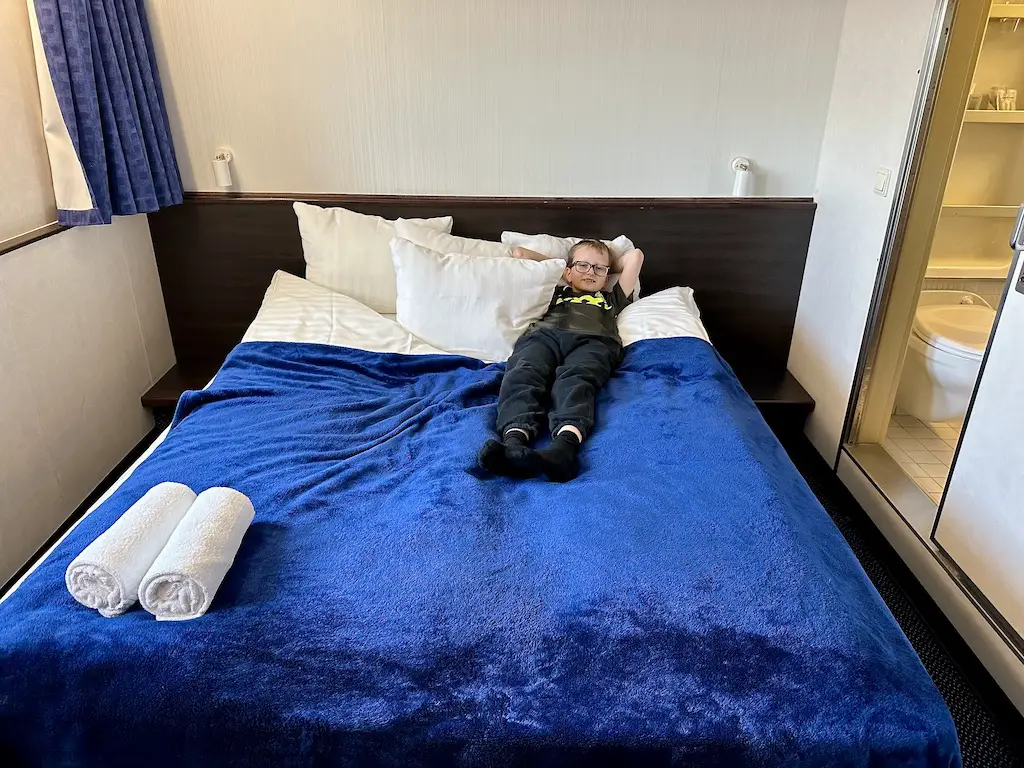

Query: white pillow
(501, 231), (639, 299)
(394, 219), (512, 259)
(390, 238), (564, 361)
(294, 202), (453, 314)
(617, 287), (711, 347)
(500, 231), (635, 261)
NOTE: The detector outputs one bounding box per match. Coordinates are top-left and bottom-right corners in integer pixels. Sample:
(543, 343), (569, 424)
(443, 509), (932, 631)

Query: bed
(0, 258), (959, 765)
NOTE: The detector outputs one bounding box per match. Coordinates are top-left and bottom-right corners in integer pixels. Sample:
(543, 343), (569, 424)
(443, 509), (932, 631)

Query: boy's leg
(479, 330), (559, 476)
(548, 336), (621, 439)
(537, 336), (622, 481)
(495, 330), (559, 440)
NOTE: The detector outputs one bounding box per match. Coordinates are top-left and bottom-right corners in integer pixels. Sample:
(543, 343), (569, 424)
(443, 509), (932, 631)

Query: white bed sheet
(245, 271), (711, 355)
(242, 271), (449, 355)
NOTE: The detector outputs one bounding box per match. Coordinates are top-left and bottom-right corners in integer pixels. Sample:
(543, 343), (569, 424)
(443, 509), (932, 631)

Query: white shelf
(926, 263), (1012, 279)
(964, 110), (1024, 123)
(989, 4), (1024, 19)
(940, 205), (1019, 218)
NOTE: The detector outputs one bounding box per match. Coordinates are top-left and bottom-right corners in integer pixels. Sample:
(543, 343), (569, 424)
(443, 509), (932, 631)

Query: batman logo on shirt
(554, 292), (612, 310)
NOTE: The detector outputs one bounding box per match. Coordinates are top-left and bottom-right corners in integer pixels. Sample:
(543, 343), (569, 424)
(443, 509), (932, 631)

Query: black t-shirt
(530, 282), (632, 340)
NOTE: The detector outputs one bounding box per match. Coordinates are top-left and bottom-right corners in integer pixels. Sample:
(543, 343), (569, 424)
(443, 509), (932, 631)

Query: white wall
(0, 0), (55, 240)
(0, 216), (175, 582)
(146, 0), (846, 196)
(788, 0), (941, 460)
(1, 1), (175, 582)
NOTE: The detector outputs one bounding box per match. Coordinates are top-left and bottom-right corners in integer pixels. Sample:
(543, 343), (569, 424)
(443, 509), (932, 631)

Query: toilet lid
(914, 303), (995, 359)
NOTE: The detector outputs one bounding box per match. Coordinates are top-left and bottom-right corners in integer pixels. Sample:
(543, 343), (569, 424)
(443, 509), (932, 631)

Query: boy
(478, 239), (644, 481)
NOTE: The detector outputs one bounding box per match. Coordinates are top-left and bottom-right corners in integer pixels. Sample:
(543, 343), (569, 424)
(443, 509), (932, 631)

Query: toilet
(896, 290), (996, 424)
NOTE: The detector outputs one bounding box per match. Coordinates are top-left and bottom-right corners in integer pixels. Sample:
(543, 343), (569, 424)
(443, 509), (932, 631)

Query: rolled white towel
(65, 482), (197, 617)
(138, 487), (255, 621)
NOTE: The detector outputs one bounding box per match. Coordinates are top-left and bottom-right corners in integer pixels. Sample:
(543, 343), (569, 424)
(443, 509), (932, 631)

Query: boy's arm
(614, 248), (644, 298)
(510, 246), (553, 261)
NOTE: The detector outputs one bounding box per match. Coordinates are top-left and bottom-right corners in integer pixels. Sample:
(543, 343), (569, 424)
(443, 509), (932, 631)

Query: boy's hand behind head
(565, 240), (611, 293)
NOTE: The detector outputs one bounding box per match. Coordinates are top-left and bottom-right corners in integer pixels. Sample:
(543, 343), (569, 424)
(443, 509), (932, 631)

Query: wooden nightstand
(734, 367), (815, 442)
(142, 362), (219, 428)
(143, 362), (814, 442)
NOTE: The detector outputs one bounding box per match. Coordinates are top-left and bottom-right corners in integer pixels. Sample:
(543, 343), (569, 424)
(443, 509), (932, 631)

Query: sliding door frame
(840, 0), (992, 455)
(838, 0), (1024, 664)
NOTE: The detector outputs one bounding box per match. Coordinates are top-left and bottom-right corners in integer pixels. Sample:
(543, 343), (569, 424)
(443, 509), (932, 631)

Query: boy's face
(565, 244), (610, 292)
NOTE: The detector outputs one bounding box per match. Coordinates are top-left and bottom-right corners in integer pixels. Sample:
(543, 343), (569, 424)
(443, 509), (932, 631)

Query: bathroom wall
(922, 277), (1007, 307)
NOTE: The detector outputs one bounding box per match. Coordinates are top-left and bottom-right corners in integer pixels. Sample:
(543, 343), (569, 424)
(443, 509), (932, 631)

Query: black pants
(496, 328), (623, 441)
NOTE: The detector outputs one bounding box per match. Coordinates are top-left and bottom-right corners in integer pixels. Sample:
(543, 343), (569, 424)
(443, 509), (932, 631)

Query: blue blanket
(0, 338), (959, 767)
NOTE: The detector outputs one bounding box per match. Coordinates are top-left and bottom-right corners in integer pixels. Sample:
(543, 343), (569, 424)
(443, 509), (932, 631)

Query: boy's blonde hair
(567, 239), (611, 265)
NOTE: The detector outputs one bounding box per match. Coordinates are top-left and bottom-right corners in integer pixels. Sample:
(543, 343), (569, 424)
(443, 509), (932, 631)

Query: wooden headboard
(147, 193), (815, 374)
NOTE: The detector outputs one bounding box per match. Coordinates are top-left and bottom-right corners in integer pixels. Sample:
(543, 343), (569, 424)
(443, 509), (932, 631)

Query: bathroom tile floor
(883, 412), (963, 503)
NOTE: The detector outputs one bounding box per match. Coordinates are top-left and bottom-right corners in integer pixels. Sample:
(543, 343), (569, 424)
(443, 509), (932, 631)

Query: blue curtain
(33, 0), (183, 226)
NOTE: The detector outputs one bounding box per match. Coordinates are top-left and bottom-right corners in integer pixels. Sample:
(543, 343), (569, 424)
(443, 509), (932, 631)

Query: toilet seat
(898, 291), (994, 423)
(912, 303), (995, 361)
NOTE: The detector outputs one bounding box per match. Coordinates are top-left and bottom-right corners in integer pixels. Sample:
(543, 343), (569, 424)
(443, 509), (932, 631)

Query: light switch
(874, 168), (892, 197)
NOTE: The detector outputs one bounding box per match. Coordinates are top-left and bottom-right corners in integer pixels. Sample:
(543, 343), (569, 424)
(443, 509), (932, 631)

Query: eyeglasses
(570, 261), (610, 277)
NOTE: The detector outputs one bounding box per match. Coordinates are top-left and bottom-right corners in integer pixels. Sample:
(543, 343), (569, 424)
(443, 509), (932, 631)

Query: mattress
(0, 332), (960, 766)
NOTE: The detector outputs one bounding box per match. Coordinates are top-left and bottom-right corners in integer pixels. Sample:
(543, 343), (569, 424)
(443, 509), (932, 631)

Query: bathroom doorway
(844, 0), (1024, 538)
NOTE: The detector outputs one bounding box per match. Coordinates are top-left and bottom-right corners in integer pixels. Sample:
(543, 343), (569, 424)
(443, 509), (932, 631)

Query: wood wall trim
(184, 191), (815, 210)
